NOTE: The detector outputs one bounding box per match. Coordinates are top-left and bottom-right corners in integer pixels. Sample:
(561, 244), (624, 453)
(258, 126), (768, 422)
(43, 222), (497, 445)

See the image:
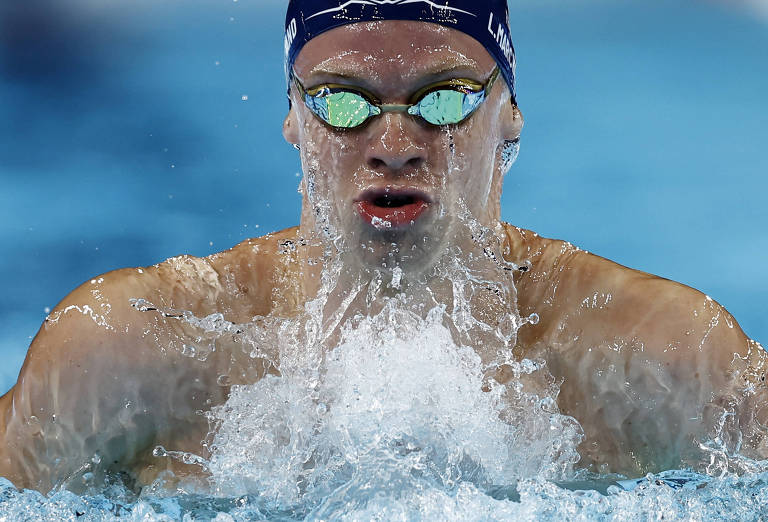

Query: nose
(364, 113), (426, 172)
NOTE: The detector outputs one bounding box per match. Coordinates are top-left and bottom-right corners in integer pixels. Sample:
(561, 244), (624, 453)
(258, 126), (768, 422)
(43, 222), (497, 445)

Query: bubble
(390, 266), (402, 289)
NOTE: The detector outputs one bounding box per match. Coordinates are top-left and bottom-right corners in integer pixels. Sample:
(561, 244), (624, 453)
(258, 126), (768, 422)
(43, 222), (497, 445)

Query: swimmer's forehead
(293, 21), (496, 91)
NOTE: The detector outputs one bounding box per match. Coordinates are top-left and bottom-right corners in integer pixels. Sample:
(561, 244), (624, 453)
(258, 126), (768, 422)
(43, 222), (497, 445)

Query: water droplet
(390, 266), (402, 289)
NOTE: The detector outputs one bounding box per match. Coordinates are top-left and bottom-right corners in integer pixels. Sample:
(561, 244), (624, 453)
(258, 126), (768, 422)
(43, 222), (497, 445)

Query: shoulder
(504, 225), (768, 471)
(87, 226), (300, 320)
(151, 225), (301, 321)
(501, 223), (755, 362)
(26, 226), (301, 366)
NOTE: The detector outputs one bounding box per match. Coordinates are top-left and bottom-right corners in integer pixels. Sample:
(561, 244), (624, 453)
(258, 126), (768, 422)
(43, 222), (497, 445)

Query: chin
(345, 213), (453, 275)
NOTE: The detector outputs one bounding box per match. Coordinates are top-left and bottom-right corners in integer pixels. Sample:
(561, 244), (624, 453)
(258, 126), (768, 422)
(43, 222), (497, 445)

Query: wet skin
(1, 22), (766, 492)
(286, 22), (522, 277)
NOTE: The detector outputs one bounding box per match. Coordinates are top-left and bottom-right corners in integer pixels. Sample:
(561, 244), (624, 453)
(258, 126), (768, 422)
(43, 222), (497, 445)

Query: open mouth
(355, 188), (432, 230)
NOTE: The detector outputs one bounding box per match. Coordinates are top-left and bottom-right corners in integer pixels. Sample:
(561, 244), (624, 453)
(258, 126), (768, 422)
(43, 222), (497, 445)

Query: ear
(501, 101), (524, 142)
(283, 105), (299, 146)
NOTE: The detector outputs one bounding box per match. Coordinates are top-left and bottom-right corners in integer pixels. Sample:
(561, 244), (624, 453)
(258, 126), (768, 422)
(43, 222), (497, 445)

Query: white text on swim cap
(285, 18), (298, 57)
(487, 12), (513, 66)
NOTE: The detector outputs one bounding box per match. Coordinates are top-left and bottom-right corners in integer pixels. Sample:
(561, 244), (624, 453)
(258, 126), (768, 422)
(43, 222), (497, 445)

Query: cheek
(448, 120), (500, 199)
(298, 120), (358, 189)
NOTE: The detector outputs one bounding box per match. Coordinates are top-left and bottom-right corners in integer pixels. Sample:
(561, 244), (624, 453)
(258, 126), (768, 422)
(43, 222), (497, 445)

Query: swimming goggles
(292, 67), (500, 129)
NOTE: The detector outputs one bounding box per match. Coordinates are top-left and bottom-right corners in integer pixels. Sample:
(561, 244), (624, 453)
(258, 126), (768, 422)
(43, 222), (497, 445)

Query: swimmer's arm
(0, 268), (226, 492)
(515, 241), (766, 473)
(583, 275), (766, 472)
(636, 284), (768, 460)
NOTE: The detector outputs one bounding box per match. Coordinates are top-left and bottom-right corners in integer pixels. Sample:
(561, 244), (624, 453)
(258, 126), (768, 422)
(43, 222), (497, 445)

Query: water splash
(201, 299), (582, 511)
(4, 470), (768, 520)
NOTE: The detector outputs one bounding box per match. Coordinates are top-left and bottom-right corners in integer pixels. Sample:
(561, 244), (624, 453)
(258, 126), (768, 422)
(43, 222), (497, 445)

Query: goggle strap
(483, 67), (501, 96)
(408, 76), (487, 103)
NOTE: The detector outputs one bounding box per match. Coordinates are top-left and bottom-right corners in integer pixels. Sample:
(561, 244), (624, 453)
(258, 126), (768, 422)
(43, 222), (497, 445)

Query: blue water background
(0, 0), (766, 393)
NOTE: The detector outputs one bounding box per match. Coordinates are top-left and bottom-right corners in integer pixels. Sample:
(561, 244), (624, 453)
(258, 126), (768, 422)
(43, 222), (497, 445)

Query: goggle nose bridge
(376, 104), (422, 118)
(379, 104), (413, 113)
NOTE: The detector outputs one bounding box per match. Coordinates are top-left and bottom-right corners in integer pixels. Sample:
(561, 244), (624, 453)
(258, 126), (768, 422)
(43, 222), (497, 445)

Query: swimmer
(1, 0), (766, 493)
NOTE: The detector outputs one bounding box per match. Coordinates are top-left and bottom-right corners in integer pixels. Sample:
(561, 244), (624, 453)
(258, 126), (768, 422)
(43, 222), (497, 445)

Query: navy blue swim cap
(285, 0), (517, 104)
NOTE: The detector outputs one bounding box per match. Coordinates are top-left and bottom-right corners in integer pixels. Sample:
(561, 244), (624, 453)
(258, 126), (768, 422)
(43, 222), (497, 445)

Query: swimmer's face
(284, 21), (522, 273)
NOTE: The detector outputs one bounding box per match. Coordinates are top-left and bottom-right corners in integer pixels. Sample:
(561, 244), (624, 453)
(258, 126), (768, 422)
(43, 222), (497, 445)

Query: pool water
(1, 472), (768, 520)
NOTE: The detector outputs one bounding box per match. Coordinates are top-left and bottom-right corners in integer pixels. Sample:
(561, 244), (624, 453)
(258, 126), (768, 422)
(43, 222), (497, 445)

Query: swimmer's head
(282, 2), (523, 274)
(284, 0), (517, 105)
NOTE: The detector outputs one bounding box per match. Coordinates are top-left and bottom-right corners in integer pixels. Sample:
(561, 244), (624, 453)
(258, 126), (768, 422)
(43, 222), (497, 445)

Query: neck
(292, 206), (524, 362)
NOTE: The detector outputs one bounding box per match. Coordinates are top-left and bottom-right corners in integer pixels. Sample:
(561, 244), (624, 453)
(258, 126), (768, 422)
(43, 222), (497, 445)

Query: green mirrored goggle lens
(303, 90), (379, 129)
(325, 91), (377, 128)
(302, 85), (488, 129)
(408, 89), (482, 125)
